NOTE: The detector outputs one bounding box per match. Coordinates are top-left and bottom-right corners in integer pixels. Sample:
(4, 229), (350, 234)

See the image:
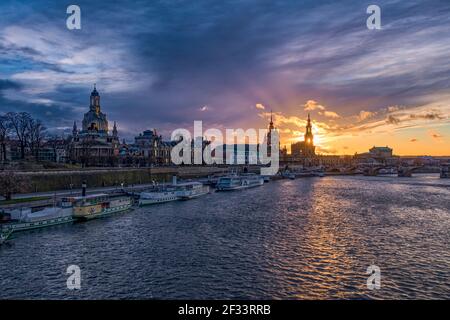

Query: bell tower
(267, 110), (275, 157)
(304, 113), (313, 145)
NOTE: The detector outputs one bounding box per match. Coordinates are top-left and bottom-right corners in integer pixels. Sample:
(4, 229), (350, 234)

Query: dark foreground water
(1, 174), (449, 299)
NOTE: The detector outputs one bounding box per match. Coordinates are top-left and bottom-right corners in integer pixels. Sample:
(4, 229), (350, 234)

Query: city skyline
(0, 0), (449, 156)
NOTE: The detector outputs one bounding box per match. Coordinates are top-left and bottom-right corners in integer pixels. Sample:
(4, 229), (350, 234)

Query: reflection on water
(0, 174), (449, 299)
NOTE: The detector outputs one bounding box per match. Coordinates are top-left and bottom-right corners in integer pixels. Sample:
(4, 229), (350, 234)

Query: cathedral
(70, 85), (120, 166)
(291, 113), (316, 158)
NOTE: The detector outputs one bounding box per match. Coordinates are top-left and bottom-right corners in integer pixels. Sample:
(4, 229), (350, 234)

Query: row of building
(1, 85), (446, 168)
(0, 86), (175, 167)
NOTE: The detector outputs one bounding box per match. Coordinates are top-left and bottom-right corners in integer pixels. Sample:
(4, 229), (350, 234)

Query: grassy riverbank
(0, 196), (51, 205)
(12, 166), (232, 194)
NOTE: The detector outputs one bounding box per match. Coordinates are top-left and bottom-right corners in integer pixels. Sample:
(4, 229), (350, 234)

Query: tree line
(0, 112), (47, 161)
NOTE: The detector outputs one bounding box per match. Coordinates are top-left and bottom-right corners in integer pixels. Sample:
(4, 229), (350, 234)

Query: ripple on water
(0, 174), (449, 299)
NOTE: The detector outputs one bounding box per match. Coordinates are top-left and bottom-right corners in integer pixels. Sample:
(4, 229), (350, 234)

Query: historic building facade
(70, 85), (120, 166)
(132, 129), (174, 165)
(118, 129), (175, 166)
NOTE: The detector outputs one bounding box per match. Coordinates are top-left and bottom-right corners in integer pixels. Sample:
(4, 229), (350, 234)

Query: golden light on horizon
(259, 100), (449, 156)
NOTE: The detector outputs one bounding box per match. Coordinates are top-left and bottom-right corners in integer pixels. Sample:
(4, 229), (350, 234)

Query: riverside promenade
(0, 165), (255, 209)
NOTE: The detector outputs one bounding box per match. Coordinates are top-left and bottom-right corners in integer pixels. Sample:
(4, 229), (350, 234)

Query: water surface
(1, 174), (449, 299)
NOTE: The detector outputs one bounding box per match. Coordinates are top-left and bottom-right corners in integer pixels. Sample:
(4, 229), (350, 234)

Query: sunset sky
(0, 0), (449, 155)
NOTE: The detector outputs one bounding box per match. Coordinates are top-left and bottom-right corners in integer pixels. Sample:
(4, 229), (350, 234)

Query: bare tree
(6, 112), (32, 159)
(28, 118), (46, 159)
(0, 115), (11, 162)
(46, 134), (65, 162)
(0, 171), (27, 201)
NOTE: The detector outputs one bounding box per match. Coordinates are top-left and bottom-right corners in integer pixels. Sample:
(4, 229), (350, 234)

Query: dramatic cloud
(304, 100), (325, 111)
(0, 0), (449, 154)
(386, 115), (401, 125)
(358, 110), (375, 121)
(320, 111), (341, 119)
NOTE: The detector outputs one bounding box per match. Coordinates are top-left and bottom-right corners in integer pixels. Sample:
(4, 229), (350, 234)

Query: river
(1, 174), (449, 299)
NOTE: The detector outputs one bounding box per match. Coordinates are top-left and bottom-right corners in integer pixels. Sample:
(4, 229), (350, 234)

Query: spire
(305, 113), (313, 144)
(91, 83), (99, 96)
(72, 121), (77, 135)
(113, 121), (118, 137)
(268, 110), (274, 130)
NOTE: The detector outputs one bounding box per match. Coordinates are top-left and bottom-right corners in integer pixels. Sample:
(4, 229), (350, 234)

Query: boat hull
(74, 203), (132, 220)
(139, 196), (178, 206)
(216, 180), (263, 191)
(177, 186), (210, 200)
(1, 215), (74, 233)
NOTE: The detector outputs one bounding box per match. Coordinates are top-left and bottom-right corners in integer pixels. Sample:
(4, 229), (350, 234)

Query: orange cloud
(358, 110), (375, 121)
(320, 110), (340, 118)
(430, 132), (443, 139)
(304, 100), (325, 111)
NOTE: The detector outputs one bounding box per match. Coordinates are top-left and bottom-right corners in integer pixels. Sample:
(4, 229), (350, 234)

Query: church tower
(113, 121), (118, 138)
(267, 110), (275, 157)
(72, 121), (78, 136)
(304, 113), (313, 145)
(90, 84), (101, 114)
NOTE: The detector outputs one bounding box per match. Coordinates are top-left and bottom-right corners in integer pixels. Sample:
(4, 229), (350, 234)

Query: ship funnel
(172, 176), (177, 185)
(82, 181), (87, 197)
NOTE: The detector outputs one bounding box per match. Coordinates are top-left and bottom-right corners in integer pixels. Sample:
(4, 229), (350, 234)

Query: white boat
(281, 170), (296, 179)
(139, 180), (209, 205)
(216, 174), (264, 191)
(378, 168), (396, 175)
(312, 170), (325, 177)
(1, 205), (74, 233)
(139, 187), (178, 206)
(175, 182), (210, 200)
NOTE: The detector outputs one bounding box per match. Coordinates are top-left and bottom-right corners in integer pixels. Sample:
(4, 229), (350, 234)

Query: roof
(370, 146), (392, 151)
(63, 193), (108, 201)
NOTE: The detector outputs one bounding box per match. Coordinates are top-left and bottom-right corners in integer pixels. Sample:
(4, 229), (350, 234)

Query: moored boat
(281, 170), (296, 179)
(216, 174), (264, 191)
(1, 200), (74, 233)
(175, 182), (210, 200)
(72, 194), (133, 220)
(138, 186), (178, 206)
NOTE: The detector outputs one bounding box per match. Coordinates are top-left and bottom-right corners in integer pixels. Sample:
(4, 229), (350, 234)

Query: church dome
(82, 85), (109, 134)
